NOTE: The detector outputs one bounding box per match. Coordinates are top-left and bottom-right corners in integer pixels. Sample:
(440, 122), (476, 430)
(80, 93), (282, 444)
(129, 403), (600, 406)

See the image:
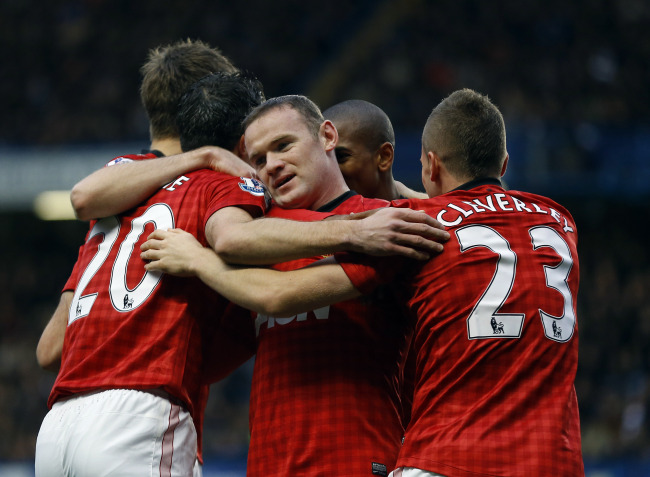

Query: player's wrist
(185, 146), (213, 170)
(341, 220), (362, 253)
(188, 247), (213, 277)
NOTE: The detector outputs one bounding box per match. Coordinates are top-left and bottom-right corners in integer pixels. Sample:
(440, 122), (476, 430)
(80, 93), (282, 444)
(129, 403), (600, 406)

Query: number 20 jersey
(49, 159), (267, 423)
(340, 181), (584, 476)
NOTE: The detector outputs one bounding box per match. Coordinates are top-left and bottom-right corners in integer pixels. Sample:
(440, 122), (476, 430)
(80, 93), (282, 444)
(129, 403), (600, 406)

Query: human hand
(141, 228), (214, 276)
(201, 146), (258, 179)
(350, 207), (449, 260)
(395, 180), (428, 199)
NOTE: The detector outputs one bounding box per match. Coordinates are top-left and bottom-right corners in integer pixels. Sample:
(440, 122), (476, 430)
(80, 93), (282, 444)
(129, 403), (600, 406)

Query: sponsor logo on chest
(255, 306), (330, 336)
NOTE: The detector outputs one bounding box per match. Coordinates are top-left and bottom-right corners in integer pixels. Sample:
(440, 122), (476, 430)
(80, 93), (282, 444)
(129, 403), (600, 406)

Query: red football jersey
(62, 247), (83, 292)
(51, 154), (267, 463)
(246, 192), (412, 476)
(61, 152), (160, 294)
(339, 181), (584, 476)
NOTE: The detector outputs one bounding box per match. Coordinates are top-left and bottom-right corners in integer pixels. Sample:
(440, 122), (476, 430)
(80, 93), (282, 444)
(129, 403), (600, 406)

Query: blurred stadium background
(1, 0), (649, 475)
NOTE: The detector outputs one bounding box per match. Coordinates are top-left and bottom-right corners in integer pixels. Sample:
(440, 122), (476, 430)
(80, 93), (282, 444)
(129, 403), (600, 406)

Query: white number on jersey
(457, 224), (576, 342)
(68, 204), (174, 324)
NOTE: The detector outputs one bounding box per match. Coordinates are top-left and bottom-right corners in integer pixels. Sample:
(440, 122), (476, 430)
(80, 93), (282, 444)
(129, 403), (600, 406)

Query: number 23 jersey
(340, 181), (583, 476)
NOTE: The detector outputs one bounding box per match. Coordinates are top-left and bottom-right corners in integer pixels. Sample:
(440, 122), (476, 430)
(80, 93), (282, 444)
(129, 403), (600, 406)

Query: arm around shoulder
(71, 147), (255, 220)
(141, 228), (360, 317)
(192, 254), (360, 317)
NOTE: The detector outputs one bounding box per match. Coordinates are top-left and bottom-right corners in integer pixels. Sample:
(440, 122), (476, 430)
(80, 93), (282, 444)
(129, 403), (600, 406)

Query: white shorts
(35, 389), (197, 477)
(389, 468), (447, 477)
(193, 459), (202, 477)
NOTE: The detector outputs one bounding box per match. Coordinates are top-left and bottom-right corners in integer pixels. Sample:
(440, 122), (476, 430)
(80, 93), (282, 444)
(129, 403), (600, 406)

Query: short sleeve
(202, 174), (269, 227)
(62, 245), (85, 292)
(334, 252), (402, 295)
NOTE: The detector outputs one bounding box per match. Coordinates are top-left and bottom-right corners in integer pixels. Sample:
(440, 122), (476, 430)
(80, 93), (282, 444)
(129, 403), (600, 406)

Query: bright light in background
(33, 190), (76, 220)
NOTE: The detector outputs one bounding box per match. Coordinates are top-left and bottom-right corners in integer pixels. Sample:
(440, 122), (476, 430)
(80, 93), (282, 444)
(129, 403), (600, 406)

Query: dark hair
(323, 99), (395, 149)
(422, 88), (507, 179)
(243, 95), (324, 137)
(176, 72), (265, 152)
(140, 39), (238, 140)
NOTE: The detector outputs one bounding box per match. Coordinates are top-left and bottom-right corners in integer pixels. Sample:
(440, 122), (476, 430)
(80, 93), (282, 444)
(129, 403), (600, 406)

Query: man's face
(332, 119), (380, 198)
(244, 106), (330, 210)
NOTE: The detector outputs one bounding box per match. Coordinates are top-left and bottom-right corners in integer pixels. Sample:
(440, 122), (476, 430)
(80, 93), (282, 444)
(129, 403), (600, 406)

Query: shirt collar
(451, 177), (503, 192)
(141, 149), (165, 157)
(317, 190), (357, 212)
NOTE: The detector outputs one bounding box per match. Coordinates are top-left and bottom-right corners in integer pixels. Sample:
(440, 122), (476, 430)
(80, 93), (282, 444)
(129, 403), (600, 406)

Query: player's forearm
(214, 217), (357, 265)
(192, 250), (357, 317)
(70, 149), (212, 220)
(140, 226), (360, 315)
(188, 246), (286, 314)
(213, 206), (448, 265)
(37, 291), (72, 372)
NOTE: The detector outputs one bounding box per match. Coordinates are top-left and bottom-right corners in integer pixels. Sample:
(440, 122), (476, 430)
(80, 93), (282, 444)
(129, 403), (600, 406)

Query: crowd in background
(575, 201), (650, 460)
(1, 0), (648, 146)
(1, 0), (649, 466)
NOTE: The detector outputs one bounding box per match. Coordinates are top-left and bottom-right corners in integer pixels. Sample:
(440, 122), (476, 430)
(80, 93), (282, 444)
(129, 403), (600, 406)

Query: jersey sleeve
(203, 174), (269, 225)
(61, 244), (86, 292)
(335, 253), (402, 295)
(62, 268), (78, 292)
(61, 215), (106, 293)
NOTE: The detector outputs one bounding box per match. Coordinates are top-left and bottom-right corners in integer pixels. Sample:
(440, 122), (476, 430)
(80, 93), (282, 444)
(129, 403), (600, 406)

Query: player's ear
(320, 120), (338, 152)
(429, 151), (441, 182)
(376, 142), (394, 172)
(500, 153), (509, 177)
(234, 135), (247, 159)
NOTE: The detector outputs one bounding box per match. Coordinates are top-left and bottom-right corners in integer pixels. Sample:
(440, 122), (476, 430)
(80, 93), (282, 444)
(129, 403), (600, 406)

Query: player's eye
(254, 155), (266, 169)
(335, 149), (350, 164)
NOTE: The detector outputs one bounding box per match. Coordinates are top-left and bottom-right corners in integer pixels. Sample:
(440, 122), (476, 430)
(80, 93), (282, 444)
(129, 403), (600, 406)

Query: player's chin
(272, 191), (299, 209)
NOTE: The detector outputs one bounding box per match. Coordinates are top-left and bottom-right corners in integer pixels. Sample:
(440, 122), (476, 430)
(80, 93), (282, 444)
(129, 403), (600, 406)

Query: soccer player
(34, 71), (269, 477)
(36, 39), (251, 476)
(143, 89), (585, 476)
(36, 38), (244, 374)
(323, 99), (427, 201)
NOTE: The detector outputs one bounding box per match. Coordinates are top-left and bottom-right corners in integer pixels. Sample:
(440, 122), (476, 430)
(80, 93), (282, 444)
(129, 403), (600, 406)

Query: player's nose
(265, 153), (285, 175)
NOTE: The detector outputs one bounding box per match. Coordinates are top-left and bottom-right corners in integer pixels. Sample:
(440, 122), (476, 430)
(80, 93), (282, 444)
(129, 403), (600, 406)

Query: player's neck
(311, 174), (351, 210)
(149, 137), (183, 157)
(378, 178), (401, 201)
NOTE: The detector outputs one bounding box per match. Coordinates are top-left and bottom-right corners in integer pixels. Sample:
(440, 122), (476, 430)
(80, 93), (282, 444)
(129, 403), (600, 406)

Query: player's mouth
(274, 174), (295, 190)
